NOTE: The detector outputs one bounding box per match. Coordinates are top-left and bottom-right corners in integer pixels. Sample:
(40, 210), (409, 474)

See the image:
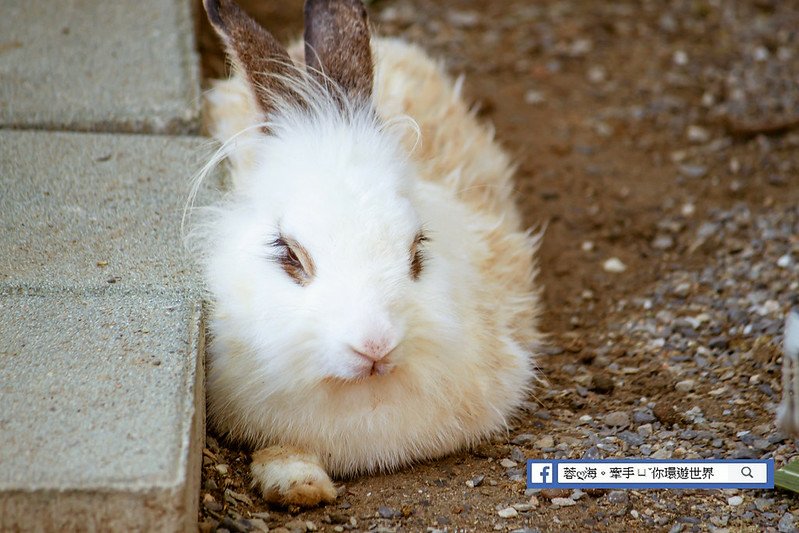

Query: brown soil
(195, 1), (799, 531)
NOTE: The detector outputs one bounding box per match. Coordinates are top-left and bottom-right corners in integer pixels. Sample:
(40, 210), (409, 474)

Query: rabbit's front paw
(251, 445), (337, 507)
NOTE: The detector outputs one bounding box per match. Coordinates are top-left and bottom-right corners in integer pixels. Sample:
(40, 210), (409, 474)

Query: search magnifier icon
(741, 466), (754, 478)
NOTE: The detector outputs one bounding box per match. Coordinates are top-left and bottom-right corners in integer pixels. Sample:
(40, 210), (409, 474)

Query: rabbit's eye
(269, 236), (314, 286)
(410, 231), (429, 280)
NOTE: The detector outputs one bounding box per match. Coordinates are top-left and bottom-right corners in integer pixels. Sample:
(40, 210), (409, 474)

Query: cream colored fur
(250, 445), (337, 506)
(202, 37), (542, 506)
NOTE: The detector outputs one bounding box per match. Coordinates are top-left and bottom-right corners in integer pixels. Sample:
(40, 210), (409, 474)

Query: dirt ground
(195, 1), (799, 531)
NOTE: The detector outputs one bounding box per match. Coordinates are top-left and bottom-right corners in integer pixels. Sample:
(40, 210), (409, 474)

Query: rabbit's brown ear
(204, 0), (300, 120)
(304, 0), (373, 105)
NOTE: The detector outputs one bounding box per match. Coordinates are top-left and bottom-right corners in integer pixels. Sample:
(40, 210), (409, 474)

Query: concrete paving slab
(0, 129), (215, 530)
(0, 293), (204, 532)
(0, 0), (201, 134)
(0, 130), (213, 295)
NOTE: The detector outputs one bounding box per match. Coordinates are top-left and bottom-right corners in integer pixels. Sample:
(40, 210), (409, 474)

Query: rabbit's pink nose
(351, 338), (396, 362)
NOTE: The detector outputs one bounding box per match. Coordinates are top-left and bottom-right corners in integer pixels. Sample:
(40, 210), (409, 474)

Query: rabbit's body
(198, 0), (541, 506)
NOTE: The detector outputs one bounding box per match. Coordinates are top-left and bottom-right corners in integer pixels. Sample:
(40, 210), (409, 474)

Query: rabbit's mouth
(323, 360), (397, 384)
(352, 359), (395, 381)
(369, 360), (395, 377)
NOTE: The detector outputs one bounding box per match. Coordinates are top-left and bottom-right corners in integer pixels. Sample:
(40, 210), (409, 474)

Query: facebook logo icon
(528, 462), (555, 486)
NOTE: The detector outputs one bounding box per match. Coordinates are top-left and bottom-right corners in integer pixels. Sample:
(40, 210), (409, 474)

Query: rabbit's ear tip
(203, 0), (224, 29)
(304, 0), (373, 104)
(202, 0), (302, 122)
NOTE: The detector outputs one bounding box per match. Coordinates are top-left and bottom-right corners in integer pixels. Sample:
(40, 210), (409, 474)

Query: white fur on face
(206, 107), (430, 386)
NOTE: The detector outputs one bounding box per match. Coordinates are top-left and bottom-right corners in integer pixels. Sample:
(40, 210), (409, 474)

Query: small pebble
(466, 474), (485, 488)
(498, 507), (519, 518)
(633, 410), (656, 424)
(686, 125), (710, 143)
(587, 65), (607, 83)
(618, 430), (644, 446)
(755, 498), (774, 512)
(284, 519), (309, 532)
(446, 10), (479, 28)
(779, 512), (795, 532)
(672, 282), (691, 298)
(203, 499), (222, 513)
(603, 257), (627, 273)
(582, 446), (602, 459)
(224, 488), (253, 506)
(727, 496), (743, 506)
(511, 434), (535, 445)
(510, 447), (526, 463)
(551, 497), (577, 507)
(607, 491), (628, 504)
(535, 435), (554, 449)
(652, 234), (675, 250)
(604, 411), (631, 427)
(651, 448), (673, 459)
(524, 90), (546, 105)
(377, 506), (396, 519)
(678, 164), (708, 179)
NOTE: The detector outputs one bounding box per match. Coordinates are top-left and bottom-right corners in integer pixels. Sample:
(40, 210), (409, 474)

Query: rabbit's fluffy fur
(197, 0), (541, 504)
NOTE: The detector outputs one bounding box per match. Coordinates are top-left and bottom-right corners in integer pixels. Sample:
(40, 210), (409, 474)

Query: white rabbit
(195, 0), (543, 507)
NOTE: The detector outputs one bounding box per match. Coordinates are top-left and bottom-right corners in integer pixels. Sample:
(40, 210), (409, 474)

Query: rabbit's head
(201, 0), (443, 386)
